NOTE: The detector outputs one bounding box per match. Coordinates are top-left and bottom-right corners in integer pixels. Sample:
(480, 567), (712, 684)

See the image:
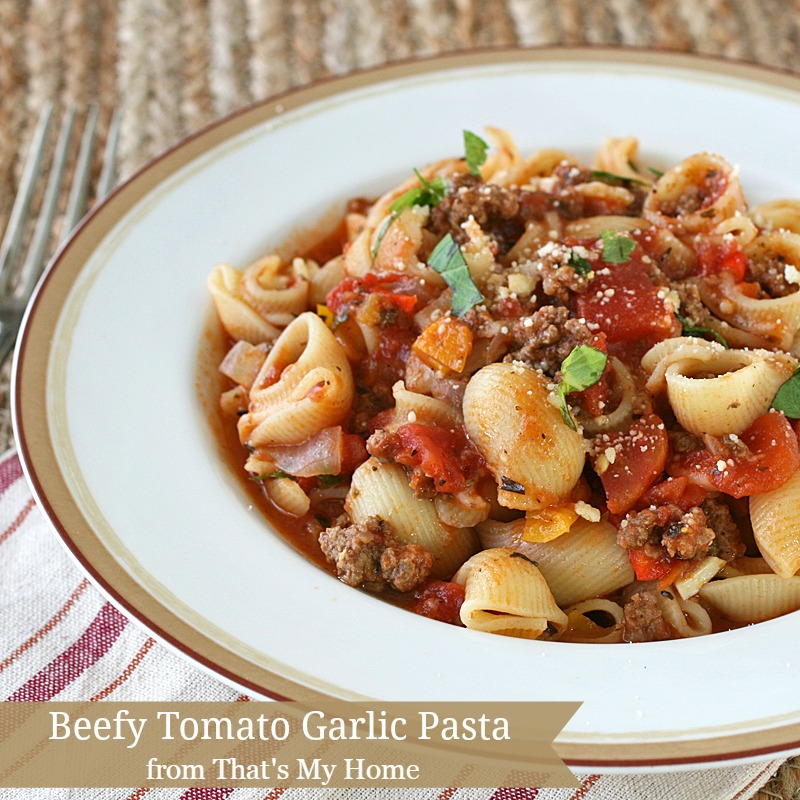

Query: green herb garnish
(464, 130), (489, 175)
(648, 166), (664, 178)
(267, 470), (291, 479)
(373, 170), (448, 259)
(591, 169), (649, 187)
(557, 345), (608, 430)
(389, 169), (447, 214)
(675, 312), (730, 349)
(600, 230), (636, 264)
(427, 233), (484, 316)
(568, 251), (593, 277)
(371, 214), (395, 259)
(317, 474), (345, 488)
(772, 368), (800, 418)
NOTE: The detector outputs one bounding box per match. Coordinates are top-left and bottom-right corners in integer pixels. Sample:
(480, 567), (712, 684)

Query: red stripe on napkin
(569, 775), (602, 799)
(6, 602), (128, 700)
(123, 787), (151, 800)
(0, 497), (35, 546)
(262, 790), (285, 800)
(179, 789), (235, 799)
(732, 762), (782, 799)
(490, 789), (539, 798)
(89, 637), (156, 701)
(0, 454), (23, 495)
(0, 578), (90, 673)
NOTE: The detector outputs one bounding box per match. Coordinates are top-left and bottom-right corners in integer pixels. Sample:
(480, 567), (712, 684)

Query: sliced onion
(219, 340), (269, 388)
(262, 426), (344, 477)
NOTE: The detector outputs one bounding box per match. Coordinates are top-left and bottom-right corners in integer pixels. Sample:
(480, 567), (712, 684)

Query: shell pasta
(208, 130), (800, 643)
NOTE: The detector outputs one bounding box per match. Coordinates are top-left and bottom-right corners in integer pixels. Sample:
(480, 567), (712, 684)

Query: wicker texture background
(2, 1), (800, 797)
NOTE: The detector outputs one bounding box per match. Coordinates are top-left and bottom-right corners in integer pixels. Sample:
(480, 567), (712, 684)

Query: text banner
(0, 701), (580, 788)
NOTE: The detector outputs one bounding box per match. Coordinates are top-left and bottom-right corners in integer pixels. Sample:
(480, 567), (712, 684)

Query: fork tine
(0, 104), (54, 294)
(61, 105), (99, 237)
(15, 106), (76, 302)
(97, 108), (121, 201)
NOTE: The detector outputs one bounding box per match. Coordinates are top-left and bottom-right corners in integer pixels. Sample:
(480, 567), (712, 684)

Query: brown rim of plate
(12, 45), (800, 769)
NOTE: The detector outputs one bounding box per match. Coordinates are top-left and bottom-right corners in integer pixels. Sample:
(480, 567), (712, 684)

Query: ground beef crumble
(618, 496), (744, 564)
(536, 244), (591, 303)
(618, 503), (714, 561)
(702, 497), (746, 562)
(662, 506), (715, 560)
(622, 589), (672, 642)
(504, 305), (593, 375)
(318, 514), (433, 592)
(428, 174), (524, 255)
(745, 253), (799, 298)
(671, 279), (713, 328)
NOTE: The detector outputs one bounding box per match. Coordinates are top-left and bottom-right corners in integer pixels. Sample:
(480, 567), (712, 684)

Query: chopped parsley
(772, 368), (800, 418)
(648, 166), (664, 178)
(373, 169), (447, 259)
(371, 215), (395, 259)
(557, 345), (608, 430)
(600, 230), (636, 264)
(464, 130), (489, 175)
(389, 169), (447, 214)
(568, 251), (593, 277)
(590, 169), (649, 187)
(675, 312), (730, 349)
(317, 474), (345, 488)
(428, 233), (484, 316)
(266, 470), (291, 479)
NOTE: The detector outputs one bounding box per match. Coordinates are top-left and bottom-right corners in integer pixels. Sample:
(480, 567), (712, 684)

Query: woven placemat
(2, 1), (800, 797)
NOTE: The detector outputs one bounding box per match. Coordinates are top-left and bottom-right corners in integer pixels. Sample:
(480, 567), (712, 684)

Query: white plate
(15, 48), (800, 770)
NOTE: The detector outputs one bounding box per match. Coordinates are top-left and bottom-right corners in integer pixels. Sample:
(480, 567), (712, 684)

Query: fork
(0, 104), (121, 365)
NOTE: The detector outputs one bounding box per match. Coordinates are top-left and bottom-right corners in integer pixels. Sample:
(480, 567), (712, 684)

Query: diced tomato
(367, 409), (395, 436)
(340, 433), (369, 474)
(575, 248), (678, 345)
(594, 414), (670, 514)
(628, 547), (675, 582)
(326, 272), (426, 320)
(695, 238), (747, 282)
(669, 411), (800, 498)
(413, 580), (465, 625)
(391, 423), (485, 494)
(493, 295), (526, 318)
(368, 324), (416, 379)
(294, 476), (317, 494)
(735, 281), (760, 299)
(656, 559), (692, 590)
(580, 333), (610, 417)
(641, 476), (708, 512)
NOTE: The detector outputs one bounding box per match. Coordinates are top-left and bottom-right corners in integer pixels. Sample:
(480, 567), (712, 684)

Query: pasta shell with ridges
(346, 458), (478, 579)
(463, 362), (585, 511)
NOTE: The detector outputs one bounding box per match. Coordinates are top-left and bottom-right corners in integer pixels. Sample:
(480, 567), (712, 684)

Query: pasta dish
(207, 130), (800, 643)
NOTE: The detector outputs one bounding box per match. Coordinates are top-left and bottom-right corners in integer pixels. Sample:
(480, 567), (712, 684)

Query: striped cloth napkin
(0, 448), (782, 799)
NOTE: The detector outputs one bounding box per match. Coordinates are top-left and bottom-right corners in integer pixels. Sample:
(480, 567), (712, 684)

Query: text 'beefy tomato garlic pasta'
(207, 129), (800, 644)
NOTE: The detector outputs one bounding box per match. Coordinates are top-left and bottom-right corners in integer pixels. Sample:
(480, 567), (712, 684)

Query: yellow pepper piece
(412, 317), (473, 374)
(522, 505), (579, 543)
(317, 304), (334, 328)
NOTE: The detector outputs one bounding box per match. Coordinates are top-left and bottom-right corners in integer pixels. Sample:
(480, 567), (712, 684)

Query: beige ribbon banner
(0, 701), (580, 788)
